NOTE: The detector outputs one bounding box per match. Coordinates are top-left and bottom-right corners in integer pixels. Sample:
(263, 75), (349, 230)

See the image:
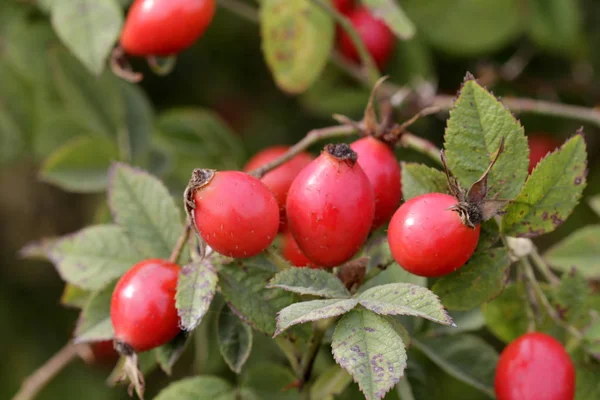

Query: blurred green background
(2, 0), (600, 399)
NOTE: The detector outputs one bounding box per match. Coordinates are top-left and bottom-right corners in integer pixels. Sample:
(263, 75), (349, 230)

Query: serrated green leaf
(120, 81), (153, 161)
(555, 269), (591, 328)
(49, 225), (140, 290)
(268, 268), (350, 298)
(51, 0), (122, 75)
(60, 284), (91, 309)
(545, 225), (600, 279)
(39, 136), (119, 193)
(412, 335), (497, 398)
(242, 362), (298, 400)
(219, 257), (297, 336)
(176, 259), (218, 331)
(358, 283), (454, 326)
(444, 78), (529, 201)
(433, 247), (510, 311)
(310, 364), (353, 400)
(502, 134), (587, 237)
(482, 283), (528, 343)
(363, 0), (415, 40)
(108, 163), (183, 258)
(217, 304), (253, 373)
(261, 0), (334, 94)
(528, 0), (581, 54)
(332, 309), (407, 400)
(275, 298), (358, 336)
(401, 163), (447, 201)
(154, 333), (190, 375)
(74, 284), (114, 343)
(154, 376), (234, 400)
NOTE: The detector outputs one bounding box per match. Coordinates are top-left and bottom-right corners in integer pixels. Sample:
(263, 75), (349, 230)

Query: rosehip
(528, 134), (561, 173)
(111, 259), (180, 353)
(286, 144), (375, 267)
(387, 193), (480, 277)
(190, 170), (279, 258)
(337, 7), (395, 69)
(495, 332), (575, 400)
(282, 230), (315, 268)
(120, 0), (216, 57)
(244, 146), (313, 231)
(90, 340), (119, 365)
(333, 0), (354, 14)
(350, 136), (401, 228)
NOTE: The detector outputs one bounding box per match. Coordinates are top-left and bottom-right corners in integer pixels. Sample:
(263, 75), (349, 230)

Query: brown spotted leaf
(274, 298), (358, 336)
(175, 259), (218, 331)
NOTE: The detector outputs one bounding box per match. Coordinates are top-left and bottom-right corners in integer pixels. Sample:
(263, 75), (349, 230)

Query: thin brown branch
(217, 0), (259, 23)
(169, 223), (191, 264)
(400, 132), (442, 166)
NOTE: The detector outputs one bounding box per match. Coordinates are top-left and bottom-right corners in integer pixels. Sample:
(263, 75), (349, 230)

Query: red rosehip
(286, 144), (375, 267)
(111, 259), (180, 353)
(337, 7), (395, 69)
(333, 0), (354, 14)
(387, 193), (480, 277)
(90, 340), (119, 365)
(244, 146), (313, 231)
(191, 170), (279, 258)
(495, 332), (575, 400)
(350, 136), (401, 229)
(282, 230), (316, 268)
(120, 0), (216, 57)
(528, 134), (561, 173)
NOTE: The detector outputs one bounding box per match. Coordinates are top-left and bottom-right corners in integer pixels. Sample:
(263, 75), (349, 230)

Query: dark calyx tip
(114, 340), (135, 356)
(325, 143), (358, 165)
(189, 168), (216, 189)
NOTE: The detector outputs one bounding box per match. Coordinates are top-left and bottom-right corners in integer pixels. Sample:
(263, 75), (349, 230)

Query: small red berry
(333, 0), (354, 14)
(495, 332), (575, 400)
(120, 0), (216, 57)
(528, 134), (561, 173)
(337, 7), (395, 69)
(286, 144), (374, 267)
(350, 136), (401, 229)
(387, 193), (480, 277)
(90, 340), (119, 365)
(192, 170), (279, 258)
(111, 259), (180, 353)
(282, 230), (316, 268)
(244, 146), (313, 231)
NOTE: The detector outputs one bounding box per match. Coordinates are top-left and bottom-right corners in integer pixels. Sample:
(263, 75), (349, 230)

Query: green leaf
(120, 81), (153, 161)
(74, 284), (114, 343)
(434, 309), (485, 335)
(482, 283), (529, 343)
(176, 259), (218, 331)
(242, 362), (298, 400)
(402, 0), (522, 55)
(502, 134), (587, 237)
(588, 195), (600, 218)
(400, 163), (447, 201)
(476, 219), (501, 252)
(49, 225), (140, 290)
(60, 284), (91, 309)
(33, 109), (87, 159)
(154, 376), (234, 400)
(218, 257), (297, 336)
(412, 335), (497, 398)
(39, 136), (119, 193)
(528, 0), (581, 54)
(49, 49), (125, 136)
(51, 0), (122, 75)
(357, 283), (454, 326)
(432, 247), (511, 311)
(583, 320), (600, 357)
(261, 0), (334, 94)
(362, 0), (415, 40)
(545, 225), (600, 279)
(268, 268), (350, 298)
(275, 298), (358, 336)
(332, 309), (407, 400)
(555, 269), (591, 328)
(19, 237), (59, 261)
(310, 364), (353, 400)
(572, 351), (600, 400)
(444, 77), (529, 201)
(108, 163), (183, 258)
(217, 304), (253, 373)
(155, 333), (190, 375)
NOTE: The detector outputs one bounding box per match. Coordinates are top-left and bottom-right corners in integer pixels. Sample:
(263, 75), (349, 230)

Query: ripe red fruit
(111, 259), (180, 353)
(337, 7), (395, 69)
(387, 193), (480, 277)
(495, 332), (575, 400)
(286, 144), (374, 267)
(333, 0), (354, 14)
(528, 134), (561, 173)
(282, 230), (315, 268)
(350, 136), (401, 228)
(244, 146), (313, 231)
(90, 340), (119, 364)
(120, 0), (216, 57)
(191, 170), (279, 258)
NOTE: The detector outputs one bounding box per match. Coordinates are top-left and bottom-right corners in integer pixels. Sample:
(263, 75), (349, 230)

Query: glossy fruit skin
(333, 0), (354, 13)
(244, 146), (313, 231)
(528, 134), (561, 173)
(337, 7), (395, 69)
(495, 332), (575, 400)
(193, 171), (279, 258)
(286, 149), (375, 267)
(111, 259), (180, 353)
(387, 193), (480, 277)
(282, 230), (316, 268)
(350, 137), (401, 228)
(120, 0), (216, 56)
